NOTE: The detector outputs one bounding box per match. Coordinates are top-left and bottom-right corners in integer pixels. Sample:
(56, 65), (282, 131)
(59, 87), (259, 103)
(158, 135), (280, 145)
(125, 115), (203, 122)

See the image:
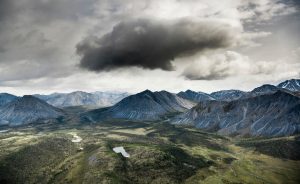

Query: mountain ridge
(82, 90), (196, 121)
(0, 95), (63, 126)
(34, 91), (130, 107)
(277, 79), (300, 92)
(0, 93), (18, 107)
(177, 90), (214, 102)
(172, 90), (300, 137)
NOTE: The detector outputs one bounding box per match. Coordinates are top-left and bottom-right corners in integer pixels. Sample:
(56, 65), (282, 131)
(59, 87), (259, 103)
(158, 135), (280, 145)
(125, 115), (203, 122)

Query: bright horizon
(1, 78), (297, 97)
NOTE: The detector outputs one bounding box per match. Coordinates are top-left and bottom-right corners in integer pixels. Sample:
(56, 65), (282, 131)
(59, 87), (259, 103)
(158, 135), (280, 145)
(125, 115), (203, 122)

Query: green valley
(0, 121), (299, 184)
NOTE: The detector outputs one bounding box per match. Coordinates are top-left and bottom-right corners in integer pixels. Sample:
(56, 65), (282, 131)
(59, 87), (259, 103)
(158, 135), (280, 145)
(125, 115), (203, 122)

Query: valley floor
(0, 121), (299, 184)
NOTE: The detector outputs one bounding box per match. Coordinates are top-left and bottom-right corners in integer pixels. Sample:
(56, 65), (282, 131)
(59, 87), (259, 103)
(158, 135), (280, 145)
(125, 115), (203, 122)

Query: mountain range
(82, 90), (196, 121)
(0, 79), (299, 137)
(34, 91), (130, 107)
(177, 79), (300, 102)
(172, 90), (300, 137)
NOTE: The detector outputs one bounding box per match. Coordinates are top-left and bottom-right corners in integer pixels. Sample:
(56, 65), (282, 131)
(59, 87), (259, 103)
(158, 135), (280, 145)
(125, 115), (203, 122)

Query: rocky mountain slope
(83, 90), (196, 121)
(177, 90), (214, 102)
(277, 79), (300, 92)
(0, 93), (18, 107)
(210, 90), (247, 101)
(172, 90), (300, 137)
(35, 91), (129, 107)
(251, 84), (279, 96)
(0, 95), (63, 126)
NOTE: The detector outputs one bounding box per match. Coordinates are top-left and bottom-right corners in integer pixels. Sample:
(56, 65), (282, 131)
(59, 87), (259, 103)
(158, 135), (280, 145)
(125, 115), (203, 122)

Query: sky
(0, 0), (299, 95)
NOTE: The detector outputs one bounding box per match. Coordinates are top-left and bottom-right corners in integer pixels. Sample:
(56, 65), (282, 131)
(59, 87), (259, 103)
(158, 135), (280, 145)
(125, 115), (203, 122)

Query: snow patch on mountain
(278, 79), (300, 92)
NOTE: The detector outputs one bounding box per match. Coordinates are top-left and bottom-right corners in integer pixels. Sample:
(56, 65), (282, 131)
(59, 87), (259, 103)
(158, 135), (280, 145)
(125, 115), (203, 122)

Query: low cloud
(182, 51), (279, 80)
(76, 18), (239, 71)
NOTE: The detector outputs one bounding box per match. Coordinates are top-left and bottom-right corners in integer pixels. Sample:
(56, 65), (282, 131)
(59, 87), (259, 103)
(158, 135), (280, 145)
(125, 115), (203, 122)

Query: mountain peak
(278, 79), (300, 92)
(252, 84), (278, 93)
(185, 89), (195, 93)
(0, 93), (18, 106)
(139, 89), (154, 95)
(84, 90), (195, 121)
(34, 91), (130, 107)
(20, 95), (49, 104)
(69, 91), (89, 95)
(0, 95), (62, 126)
(210, 89), (246, 101)
(0, 92), (15, 96)
(178, 90), (213, 102)
(23, 95), (36, 98)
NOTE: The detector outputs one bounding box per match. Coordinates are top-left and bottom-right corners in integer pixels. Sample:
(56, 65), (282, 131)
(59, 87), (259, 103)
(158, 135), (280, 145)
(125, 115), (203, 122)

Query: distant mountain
(0, 93), (18, 106)
(278, 79), (300, 92)
(210, 90), (247, 101)
(34, 91), (130, 107)
(172, 91), (300, 137)
(92, 91), (130, 106)
(35, 91), (99, 107)
(177, 90), (214, 102)
(0, 95), (63, 126)
(83, 90), (196, 121)
(251, 84), (279, 96)
(177, 80), (300, 103)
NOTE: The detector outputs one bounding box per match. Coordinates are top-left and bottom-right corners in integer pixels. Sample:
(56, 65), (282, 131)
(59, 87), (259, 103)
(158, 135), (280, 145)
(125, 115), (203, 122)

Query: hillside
(82, 90), (196, 121)
(0, 95), (63, 126)
(177, 90), (214, 102)
(0, 93), (18, 107)
(278, 79), (300, 92)
(172, 90), (300, 137)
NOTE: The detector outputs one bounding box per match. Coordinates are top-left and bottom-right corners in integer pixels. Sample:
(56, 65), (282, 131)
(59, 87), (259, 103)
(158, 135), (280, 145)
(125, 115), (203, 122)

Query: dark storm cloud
(76, 18), (237, 71)
(0, 0), (18, 35)
(0, 0), (13, 21)
(183, 71), (229, 80)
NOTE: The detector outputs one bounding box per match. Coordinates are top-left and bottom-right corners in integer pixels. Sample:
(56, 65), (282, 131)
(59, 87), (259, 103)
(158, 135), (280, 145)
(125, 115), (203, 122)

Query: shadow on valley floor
(236, 135), (300, 160)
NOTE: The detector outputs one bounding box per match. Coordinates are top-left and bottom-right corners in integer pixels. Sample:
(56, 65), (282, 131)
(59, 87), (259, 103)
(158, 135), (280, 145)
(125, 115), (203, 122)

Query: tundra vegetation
(0, 118), (299, 184)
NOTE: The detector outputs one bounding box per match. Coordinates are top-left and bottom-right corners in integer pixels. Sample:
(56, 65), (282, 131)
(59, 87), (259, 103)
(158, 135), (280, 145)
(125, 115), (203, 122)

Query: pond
(0, 129), (9, 133)
(71, 134), (82, 143)
(113, 146), (130, 158)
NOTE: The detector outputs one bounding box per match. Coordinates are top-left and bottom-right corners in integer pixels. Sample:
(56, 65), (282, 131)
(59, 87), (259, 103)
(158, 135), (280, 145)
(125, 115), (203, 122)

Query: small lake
(0, 129), (9, 133)
(113, 146), (130, 158)
(71, 134), (82, 143)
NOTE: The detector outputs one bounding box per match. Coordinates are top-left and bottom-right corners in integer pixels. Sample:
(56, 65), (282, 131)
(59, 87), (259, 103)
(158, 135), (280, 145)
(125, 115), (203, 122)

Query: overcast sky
(0, 0), (299, 95)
